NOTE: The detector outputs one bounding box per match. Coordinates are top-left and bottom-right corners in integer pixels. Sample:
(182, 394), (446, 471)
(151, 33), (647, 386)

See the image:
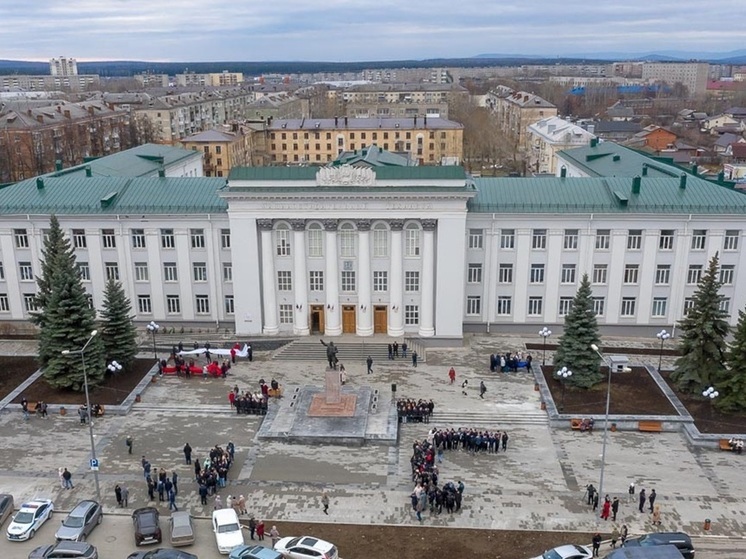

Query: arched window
(339, 222), (357, 258)
(373, 222), (389, 258)
(405, 222), (421, 257)
(275, 222), (290, 256)
(307, 222), (323, 258)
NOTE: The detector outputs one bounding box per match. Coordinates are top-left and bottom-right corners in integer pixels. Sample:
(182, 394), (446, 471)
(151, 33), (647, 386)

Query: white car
(212, 508), (244, 554)
(532, 545), (593, 559)
(6, 499), (54, 541)
(274, 536), (339, 559)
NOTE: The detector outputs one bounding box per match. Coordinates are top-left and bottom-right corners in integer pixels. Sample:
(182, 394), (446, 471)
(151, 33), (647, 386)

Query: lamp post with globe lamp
(146, 321), (160, 361)
(539, 327), (552, 366)
(656, 330), (671, 373)
(702, 386), (719, 401)
(555, 367), (573, 412)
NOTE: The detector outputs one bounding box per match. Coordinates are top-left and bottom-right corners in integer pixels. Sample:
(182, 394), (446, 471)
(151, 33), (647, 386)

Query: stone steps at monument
(429, 409), (548, 427)
(272, 340), (425, 362)
(131, 403), (241, 415)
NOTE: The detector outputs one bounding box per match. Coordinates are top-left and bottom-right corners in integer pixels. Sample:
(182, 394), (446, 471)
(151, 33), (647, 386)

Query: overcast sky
(1, 0), (742, 62)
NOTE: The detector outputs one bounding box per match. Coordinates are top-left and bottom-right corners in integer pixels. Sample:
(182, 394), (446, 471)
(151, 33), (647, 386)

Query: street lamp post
(147, 321), (160, 361)
(656, 330), (671, 373)
(61, 330), (101, 503)
(107, 360), (123, 375)
(539, 327), (552, 366)
(556, 366), (573, 412)
(702, 386), (719, 401)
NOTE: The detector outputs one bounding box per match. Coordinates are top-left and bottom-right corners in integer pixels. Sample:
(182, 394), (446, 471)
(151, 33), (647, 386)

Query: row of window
(467, 228), (741, 252)
(278, 270), (421, 293)
(465, 295), (731, 318)
(11, 228), (230, 251)
(274, 303), (421, 325)
(63, 261), (234, 284)
(271, 130), (447, 141)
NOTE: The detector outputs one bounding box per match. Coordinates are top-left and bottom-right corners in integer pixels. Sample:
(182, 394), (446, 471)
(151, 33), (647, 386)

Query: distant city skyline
(1, 0), (742, 63)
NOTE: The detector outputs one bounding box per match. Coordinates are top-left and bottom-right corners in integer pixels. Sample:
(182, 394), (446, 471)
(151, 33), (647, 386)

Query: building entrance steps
(272, 337), (425, 362)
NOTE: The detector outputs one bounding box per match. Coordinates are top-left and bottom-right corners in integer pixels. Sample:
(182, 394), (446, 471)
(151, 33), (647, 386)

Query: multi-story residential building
(49, 57), (78, 76)
(264, 116), (463, 165)
(175, 72), (245, 87)
(527, 117), (596, 175)
(641, 62), (710, 97)
(180, 128), (253, 177)
(134, 74), (170, 88)
(344, 101), (450, 119)
(246, 93), (308, 122)
(0, 75), (100, 91)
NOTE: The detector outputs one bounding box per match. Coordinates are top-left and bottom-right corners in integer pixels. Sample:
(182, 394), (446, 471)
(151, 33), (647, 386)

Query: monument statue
(320, 339), (339, 369)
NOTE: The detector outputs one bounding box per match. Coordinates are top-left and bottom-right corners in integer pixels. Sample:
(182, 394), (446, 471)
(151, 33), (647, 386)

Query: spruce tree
(671, 253), (729, 394)
(99, 278), (138, 369)
(718, 309), (746, 412)
(30, 215), (66, 329)
(553, 273), (602, 388)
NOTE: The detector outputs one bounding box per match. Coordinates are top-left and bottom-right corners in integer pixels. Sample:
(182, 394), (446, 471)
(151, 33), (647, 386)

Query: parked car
(132, 507), (162, 546)
(55, 500), (102, 542)
(168, 511), (194, 547)
(625, 532), (694, 558)
(0, 494), (14, 527)
(6, 499), (54, 541)
(212, 508), (244, 554)
(230, 545), (285, 559)
(127, 548), (198, 559)
(274, 536), (339, 559)
(531, 545), (593, 559)
(28, 541), (98, 559)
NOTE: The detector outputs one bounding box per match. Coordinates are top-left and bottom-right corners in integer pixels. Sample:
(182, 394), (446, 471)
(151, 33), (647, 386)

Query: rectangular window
(101, 229), (116, 249)
(563, 229), (578, 250)
(137, 295), (152, 314)
(595, 229), (610, 250)
(0, 294), (9, 312)
(405, 271), (420, 292)
(131, 228), (146, 249)
(496, 296), (512, 315)
(23, 293), (38, 312)
(720, 298), (731, 313)
(105, 262), (119, 281)
(687, 265), (702, 285)
(655, 264), (671, 285)
(527, 296), (543, 316)
(19, 262), (33, 281)
(467, 264), (482, 283)
(277, 271), (292, 291)
(558, 297), (574, 316)
(221, 229), (231, 249)
(532, 229), (547, 249)
(652, 297), (667, 317)
(691, 229), (707, 250)
(0, 262), (4, 280)
(720, 265), (735, 285)
(195, 295), (210, 314)
(500, 229), (515, 249)
(193, 262), (207, 282)
(163, 263), (178, 282)
(224, 295), (235, 315)
(373, 228), (388, 257)
(561, 264), (576, 284)
(623, 264), (639, 284)
(309, 271), (324, 291)
(466, 296), (481, 315)
(190, 228), (205, 249)
(592, 297), (605, 317)
(404, 305), (419, 325)
(627, 229), (642, 250)
(166, 295), (181, 314)
(659, 230), (674, 250)
(161, 229), (175, 249)
(373, 271), (388, 292)
(683, 297), (694, 315)
(498, 264), (513, 283)
(468, 229), (484, 249)
(308, 229), (323, 257)
(276, 229), (291, 256)
(592, 264), (607, 285)
(223, 263), (233, 282)
(405, 228), (420, 257)
(77, 262), (90, 281)
(339, 230), (356, 258)
(530, 263), (545, 284)
(724, 230), (740, 251)
(621, 297), (637, 316)
(134, 262), (149, 282)
(72, 229), (87, 249)
(14, 229), (28, 248)
(279, 304), (293, 324)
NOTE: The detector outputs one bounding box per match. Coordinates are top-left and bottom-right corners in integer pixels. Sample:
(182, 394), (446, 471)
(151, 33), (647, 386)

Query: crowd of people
(409, 437), (466, 520)
(141, 456), (180, 511)
(429, 427), (510, 454)
(489, 351), (532, 373)
(397, 398), (434, 423)
(193, 442), (235, 505)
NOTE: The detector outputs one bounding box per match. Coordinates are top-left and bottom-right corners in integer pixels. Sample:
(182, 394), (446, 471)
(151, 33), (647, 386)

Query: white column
(324, 219), (342, 336)
(389, 220), (404, 337)
(419, 219), (436, 337)
(291, 220), (309, 335)
(259, 220), (279, 335)
(357, 220), (373, 336)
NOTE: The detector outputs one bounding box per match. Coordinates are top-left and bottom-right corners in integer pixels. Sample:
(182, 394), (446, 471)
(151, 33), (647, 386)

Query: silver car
(29, 541), (98, 559)
(55, 500), (102, 542)
(169, 511), (195, 547)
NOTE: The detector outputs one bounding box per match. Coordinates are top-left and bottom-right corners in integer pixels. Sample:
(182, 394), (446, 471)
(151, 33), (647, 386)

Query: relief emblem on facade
(316, 165), (376, 187)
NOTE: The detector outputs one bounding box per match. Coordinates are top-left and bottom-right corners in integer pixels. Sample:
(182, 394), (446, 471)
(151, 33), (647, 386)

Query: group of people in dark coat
(409, 438), (466, 521)
(489, 351), (532, 373)
(431, 427), (510, 454)
(194, 443), (235, 505)
(397, 398), (434, 423)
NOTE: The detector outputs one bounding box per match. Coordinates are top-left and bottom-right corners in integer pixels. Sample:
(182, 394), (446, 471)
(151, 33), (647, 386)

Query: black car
(624, 532), (694, 559)
(127, 548), (197, 559)
(132, 507), (162, 546)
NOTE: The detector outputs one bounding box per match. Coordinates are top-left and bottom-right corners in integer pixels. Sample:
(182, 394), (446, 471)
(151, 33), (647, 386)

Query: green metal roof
(228, 165), (466, 182)
(0, 176), (227, 215)
(469, 176), (746, 214)
(558, 142), (691, 179)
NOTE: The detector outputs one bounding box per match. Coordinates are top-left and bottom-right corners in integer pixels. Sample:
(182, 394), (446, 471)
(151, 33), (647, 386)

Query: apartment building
(175, 72), (245, 87)
(0, 75), (100, 91)
(49, 57), (78, 76)
(180, 128), (253, 177)
(642, 62), (710, 97)
(485, 86), (557, 156)
(134, 74), (170, 88)
(527, 117), (596, 175)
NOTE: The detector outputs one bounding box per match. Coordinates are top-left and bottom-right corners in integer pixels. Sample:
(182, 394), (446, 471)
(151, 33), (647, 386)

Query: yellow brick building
(180, 128), (253, 177)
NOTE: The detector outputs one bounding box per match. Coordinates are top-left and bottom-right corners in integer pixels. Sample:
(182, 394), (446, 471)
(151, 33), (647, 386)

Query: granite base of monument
(256, 384), (398, 446)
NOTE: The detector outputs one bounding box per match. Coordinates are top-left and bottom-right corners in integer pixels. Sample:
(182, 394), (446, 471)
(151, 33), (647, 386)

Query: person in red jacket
(228, 391), (236, 409)
(448, 367), (456, 384)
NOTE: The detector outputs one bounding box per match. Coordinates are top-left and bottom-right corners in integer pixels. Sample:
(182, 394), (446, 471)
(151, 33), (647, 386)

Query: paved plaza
(0, 334), (744, 549)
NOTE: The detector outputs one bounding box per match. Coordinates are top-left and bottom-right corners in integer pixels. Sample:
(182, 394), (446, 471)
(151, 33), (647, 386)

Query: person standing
(270, 525), (281, 546)
(479, 381), (487, 399)
(256, 520), (265, 541)
(172, 471), (179, 495)
(248, 516), (257, 540)
(525, 353), (533, 373)
(388, 344), (393, 360)
(628, 482), (635, 502)
(412, 351), (418, 367)
(611, 527), (620, 548)
(402, 342), (408, 358)
(199, 483), (208, 505)
(652, 503), (661, 525)
(393, 341), (399, 358)
(183, 443), (192, 465)
(449, 367), (456, 384)
(168, 489), (178, 511)
(121, 485), (129, 507)
(638, 488), (646, 513)
(611, 496), (620, 521)
(601, 496), (611, 520)
(321, 492), (329, 515)
(126, 435), (133, 454)
(58, 467), (65, 489)
(648, 488), (657, 512)
(461, 379), (469, 396)
(214, 495), (222, 510)
(239, 495), (247, 515)
(501, 431), (509, 452)
(62, 468), (73, 489)
(621, 524), (628, 546)
(592, 533), (601, 557)
(115, 485), (122, 507)
(146, 477), (155, 501)
(366, 355), (373, 374)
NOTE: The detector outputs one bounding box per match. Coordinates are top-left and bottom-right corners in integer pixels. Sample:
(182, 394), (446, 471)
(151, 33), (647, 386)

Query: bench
(26, 402), (37, 414)
(638, 420), (663, 433)
(719, 439), (733, 451)
(268, 387), (283, 398)
(571, 418), (583, 430)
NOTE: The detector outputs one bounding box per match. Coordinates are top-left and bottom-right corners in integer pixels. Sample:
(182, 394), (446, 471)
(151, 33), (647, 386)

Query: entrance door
(373, 306), (388, 334)
(342, 305), (356, 333)
(310, 305), (325, 334)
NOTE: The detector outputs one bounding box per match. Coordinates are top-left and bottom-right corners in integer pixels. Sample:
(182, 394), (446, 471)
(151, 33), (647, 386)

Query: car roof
(297, 537), (333, 551)
(52, 541), (94, 550)
(212, 508), (239, 522)
(245, 546), (284, 559)
(20, 500), (51, 510)
(69, 500), (97, 515)
(171, 511), (192, 525)
(553, 544), (590, 557)
(134, 507), (159, 516)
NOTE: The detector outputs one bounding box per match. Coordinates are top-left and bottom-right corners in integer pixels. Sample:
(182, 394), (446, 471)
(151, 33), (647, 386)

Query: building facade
(49, 57), (78, 76)
(0, 75), (100, 91)
(485, 86), (557, 157)
(527, 117), (596, 175)
(642, 62), (710, 97)
(180, 129), (253, 177)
